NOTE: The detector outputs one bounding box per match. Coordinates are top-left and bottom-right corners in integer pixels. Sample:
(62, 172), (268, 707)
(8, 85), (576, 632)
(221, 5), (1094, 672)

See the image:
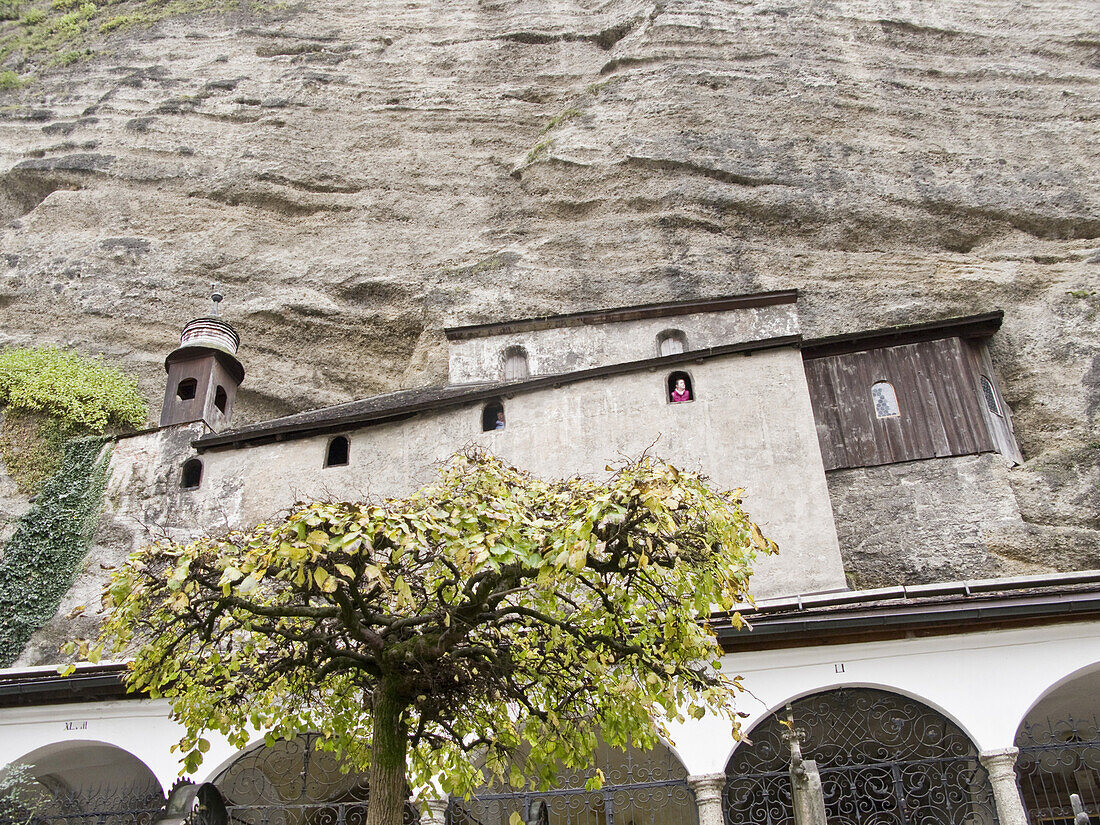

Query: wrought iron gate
(211, 734), (418, 825)
(0, 781), (164, 825)
(1015, 713), (1100, 825)
(724, 689), (999, 825)
(448, 743), (697, 825)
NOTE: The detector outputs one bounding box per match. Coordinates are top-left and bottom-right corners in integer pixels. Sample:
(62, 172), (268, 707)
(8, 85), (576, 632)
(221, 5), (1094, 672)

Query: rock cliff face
(0, 0), (1097, 583)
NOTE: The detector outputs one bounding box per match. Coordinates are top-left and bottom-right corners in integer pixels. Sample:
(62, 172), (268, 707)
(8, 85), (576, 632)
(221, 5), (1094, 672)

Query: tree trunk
(367, 680), (411, 825)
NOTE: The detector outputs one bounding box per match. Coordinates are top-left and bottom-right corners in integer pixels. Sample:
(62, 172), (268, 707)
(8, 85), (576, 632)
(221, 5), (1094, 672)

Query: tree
(96, 449), (776, 825)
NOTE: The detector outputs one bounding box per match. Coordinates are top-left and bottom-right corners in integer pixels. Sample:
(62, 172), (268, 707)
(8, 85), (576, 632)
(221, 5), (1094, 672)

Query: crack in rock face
(0, 0), (1097, 589)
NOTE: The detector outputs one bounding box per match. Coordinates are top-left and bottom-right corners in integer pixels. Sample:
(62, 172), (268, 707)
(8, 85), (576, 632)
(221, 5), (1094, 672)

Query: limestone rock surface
(0, 0), (1098, 585)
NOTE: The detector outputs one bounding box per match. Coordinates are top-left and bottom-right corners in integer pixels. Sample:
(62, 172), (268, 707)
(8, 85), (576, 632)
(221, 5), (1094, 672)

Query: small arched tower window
(980, 376), (1002, 417)
(657, 329), (687, 357)
(667, 371), (693, 403)
(214, 385), (228, 413)
(325, 436), (350, 467)
(176, 378), (198, 401)
(503, 346), (529, 381)
(483, 401), (505, 432)
(871, 381), (900, 419)
(181, 458), (203, 489)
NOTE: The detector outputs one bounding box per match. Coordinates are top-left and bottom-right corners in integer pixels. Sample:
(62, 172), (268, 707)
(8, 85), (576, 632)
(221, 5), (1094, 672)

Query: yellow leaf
(335, 564), (356, 580)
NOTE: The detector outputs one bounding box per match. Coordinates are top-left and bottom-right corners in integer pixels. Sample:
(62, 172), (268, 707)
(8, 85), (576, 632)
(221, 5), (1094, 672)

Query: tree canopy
(97, 450), (775, 825)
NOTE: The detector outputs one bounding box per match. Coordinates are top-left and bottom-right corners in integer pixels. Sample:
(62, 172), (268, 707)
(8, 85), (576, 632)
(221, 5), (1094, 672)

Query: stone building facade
(1, 291), (1098, 825)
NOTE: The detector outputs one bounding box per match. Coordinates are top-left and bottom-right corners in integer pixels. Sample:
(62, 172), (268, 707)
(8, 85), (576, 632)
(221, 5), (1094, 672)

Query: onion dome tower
(160, 286), (244, 431)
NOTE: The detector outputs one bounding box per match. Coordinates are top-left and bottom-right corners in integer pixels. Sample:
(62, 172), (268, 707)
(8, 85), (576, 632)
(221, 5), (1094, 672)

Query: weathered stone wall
(0, 0), (1097, 642)
(827, 452), (1100, 588)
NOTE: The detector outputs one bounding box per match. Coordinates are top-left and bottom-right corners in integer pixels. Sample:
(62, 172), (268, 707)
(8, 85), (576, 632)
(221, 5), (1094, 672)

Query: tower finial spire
(211, 282), (224, 318)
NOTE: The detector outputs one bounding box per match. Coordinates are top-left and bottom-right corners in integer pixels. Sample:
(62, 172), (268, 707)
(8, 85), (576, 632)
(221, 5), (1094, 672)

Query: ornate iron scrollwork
(3, 780), (165, 825)
(448, 741), (697, 825)
(1016, 712), (1100, 824)
(724, 688), (998, 825)
(211, 734), (418, 825)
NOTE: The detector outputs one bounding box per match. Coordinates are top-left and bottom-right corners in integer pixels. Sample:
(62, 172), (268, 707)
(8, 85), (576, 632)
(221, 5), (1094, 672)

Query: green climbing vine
(0, 346), (145, 493)
(0, 435), (111, 667)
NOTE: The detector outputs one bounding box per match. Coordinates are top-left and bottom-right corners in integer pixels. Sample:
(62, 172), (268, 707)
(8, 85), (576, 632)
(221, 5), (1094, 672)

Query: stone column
(420, 798), (450, 825)
(789, 757), (827, 825)
(688, 773), (728, 825)
(979, 747), (1030, 825)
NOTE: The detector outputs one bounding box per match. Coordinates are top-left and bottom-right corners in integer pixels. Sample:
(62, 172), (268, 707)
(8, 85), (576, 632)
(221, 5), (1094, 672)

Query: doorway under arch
(723, 687), (998, 825)
(449, 738), (697, 825)
(3, 740), (164, 824)
(1014, 665), (1100, 825)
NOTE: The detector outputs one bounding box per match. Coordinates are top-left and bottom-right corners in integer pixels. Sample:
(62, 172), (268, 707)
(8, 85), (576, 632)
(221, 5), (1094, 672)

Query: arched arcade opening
(1015, 664), (1100, 825)
(210, 733), (418, 825)
(724, 687), (998, 825)
(2, 740), (164, 824)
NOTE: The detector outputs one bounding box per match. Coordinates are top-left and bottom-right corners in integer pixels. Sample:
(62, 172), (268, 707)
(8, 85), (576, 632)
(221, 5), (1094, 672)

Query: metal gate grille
(448, 743), (697, 825)
(724, 689), (998, 825)
(0, 781), (164, 825)
(211, 734), (418, 825)
(1016, 713), (1100, 825)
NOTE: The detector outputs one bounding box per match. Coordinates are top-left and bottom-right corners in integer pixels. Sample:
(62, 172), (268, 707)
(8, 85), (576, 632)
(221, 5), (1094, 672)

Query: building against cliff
(1, 291), (1099, 825)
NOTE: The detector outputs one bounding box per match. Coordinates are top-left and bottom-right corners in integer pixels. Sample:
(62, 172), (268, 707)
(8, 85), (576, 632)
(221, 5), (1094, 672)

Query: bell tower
(160, 287), (244, 431)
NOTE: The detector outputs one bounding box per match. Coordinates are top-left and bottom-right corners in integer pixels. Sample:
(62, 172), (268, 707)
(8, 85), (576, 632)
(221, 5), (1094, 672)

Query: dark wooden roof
(715, 570), (1100, 651)
(194, 334), (800, 451)
(444, 290), (798, 341)
(801, 311), (1003, 359)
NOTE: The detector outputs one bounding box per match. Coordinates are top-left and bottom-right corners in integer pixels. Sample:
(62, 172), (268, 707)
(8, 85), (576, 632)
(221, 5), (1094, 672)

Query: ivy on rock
(0, 436), (111, 667)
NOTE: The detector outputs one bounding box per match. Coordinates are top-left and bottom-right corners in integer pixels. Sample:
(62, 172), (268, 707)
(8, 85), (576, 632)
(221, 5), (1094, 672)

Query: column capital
(688, 773), (727, 802)
(980, 747), (1020, 776)
(419, 798), (450, 825)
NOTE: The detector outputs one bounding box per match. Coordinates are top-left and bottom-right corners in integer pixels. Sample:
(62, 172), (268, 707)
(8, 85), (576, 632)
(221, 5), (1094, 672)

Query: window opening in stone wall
(214, 385), (228, 413)
(657, 329), (688, 357)
(980, 376), (1002, 417)
(871, 381), (900, 418)
(503, 346), (529, 381)
(181, 458), (203, 489)
(668, 371), (693, 403)
(326, 436), (350, 467)
(483, 401), (505, 432)
(177, 377), (198, 401)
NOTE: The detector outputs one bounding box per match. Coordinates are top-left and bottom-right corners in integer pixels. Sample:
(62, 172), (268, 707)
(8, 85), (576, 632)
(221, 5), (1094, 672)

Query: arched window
(980, 375), (1002, 417)
(657, 329), (687, 357)
(871, 381), (900, 418)
(503, 346), (529, 381)
(214, 385), (228, 413)
(325, 436), (350, 467)
(181, 458), (203, 489)
(667, 371), (693, 403)
(482, 401), (505, 432)
(176, 378), (198, 401)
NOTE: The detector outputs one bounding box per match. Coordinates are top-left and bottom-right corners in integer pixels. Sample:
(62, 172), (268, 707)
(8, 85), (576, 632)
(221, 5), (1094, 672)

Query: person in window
(670, 378), (691, 403)
(494, 410), (506, 429)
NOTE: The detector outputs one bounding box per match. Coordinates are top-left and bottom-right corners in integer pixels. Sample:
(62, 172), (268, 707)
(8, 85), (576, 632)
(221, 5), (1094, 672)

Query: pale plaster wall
(189, 346), (846, 599)
(5, 621), (1100, 791)
(447, 304), (800, 384)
